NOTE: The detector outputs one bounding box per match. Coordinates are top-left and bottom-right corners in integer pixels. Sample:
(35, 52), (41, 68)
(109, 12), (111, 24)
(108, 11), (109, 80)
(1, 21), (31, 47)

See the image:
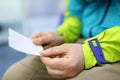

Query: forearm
(57, 17), (82, 43)
(83, 26), (120, 69)
(57, 0), (85, 43)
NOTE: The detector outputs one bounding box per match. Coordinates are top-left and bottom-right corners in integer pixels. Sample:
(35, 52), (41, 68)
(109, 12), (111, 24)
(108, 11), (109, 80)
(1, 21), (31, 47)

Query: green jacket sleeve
(57, 0), (85, 43)
(83, 26), (120, 69)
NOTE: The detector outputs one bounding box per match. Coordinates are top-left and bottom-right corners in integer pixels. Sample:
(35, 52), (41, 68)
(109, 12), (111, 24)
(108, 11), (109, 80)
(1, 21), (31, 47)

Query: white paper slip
(9, 28), (43, 56)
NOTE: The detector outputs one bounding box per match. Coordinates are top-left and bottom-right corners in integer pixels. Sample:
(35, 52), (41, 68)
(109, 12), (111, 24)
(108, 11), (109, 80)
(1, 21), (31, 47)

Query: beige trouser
(2, 39), (120, 80)
(2, 56), (120, 80)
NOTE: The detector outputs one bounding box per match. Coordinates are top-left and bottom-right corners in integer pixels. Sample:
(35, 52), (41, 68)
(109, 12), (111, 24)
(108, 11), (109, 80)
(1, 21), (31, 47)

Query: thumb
(41, 44), (68, 57)
(32, 37), (49, 45)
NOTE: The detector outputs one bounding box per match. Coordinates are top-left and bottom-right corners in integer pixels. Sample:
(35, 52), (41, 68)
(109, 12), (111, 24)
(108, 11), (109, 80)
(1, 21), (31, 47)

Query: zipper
(89, 0), (112, 37)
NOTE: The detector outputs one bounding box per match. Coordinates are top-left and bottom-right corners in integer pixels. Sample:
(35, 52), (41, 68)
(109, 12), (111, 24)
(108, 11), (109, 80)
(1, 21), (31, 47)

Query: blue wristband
(88, 38), (107, 63)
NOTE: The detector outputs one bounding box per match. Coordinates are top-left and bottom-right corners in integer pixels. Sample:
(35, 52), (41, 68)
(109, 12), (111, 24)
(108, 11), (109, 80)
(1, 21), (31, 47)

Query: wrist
(57, 35), (65, 44)
(82, 43), (97, 69)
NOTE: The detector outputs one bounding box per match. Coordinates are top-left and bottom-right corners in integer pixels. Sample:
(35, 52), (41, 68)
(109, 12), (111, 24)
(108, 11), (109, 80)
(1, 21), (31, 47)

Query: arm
(57, 0), (85, 43)
(31, 0), (85, 49)
(83, 26), (120, 69)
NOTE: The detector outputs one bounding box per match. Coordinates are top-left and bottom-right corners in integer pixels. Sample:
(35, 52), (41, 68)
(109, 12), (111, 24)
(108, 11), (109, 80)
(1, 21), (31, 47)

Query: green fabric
(57, 0), (82, 43)
(57, 17), (82, 43)
(65, 0), (70, 17)
(57, 0), (120, 69)
(58, 0), (120, 38)
(83, 26), (120, 69)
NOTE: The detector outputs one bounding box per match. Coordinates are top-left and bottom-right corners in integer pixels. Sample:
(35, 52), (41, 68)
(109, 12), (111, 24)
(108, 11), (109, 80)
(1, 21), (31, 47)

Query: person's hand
(40, 44), (84, 78)
(31, 32), (64, 49)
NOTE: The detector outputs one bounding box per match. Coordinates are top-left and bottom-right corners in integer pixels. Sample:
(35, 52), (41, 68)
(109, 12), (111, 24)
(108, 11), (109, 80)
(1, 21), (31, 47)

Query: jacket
(57, 0), (120, 69)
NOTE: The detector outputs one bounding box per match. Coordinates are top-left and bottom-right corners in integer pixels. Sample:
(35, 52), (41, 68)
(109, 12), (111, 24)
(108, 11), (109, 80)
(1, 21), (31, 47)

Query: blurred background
(0, 0), (65, 79)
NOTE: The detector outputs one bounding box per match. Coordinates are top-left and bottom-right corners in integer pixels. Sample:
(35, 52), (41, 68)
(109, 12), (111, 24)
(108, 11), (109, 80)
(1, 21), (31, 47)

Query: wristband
(88, 38), (107, 63)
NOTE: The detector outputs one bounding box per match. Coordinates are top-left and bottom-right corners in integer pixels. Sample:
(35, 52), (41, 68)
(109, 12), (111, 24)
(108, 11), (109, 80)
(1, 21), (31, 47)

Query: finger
(43, 42), (56, 49)
(43, 45), (51, 50)
(46, 67), (66, 78)
(30, 32), (42, 39)
(32, 37), (49, 45)
(41, 56), (66, 70)
(41, 45), (68, 57)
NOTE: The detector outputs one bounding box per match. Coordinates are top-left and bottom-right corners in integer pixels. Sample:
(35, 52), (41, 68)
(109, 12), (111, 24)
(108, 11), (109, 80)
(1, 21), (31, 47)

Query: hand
(40, 44), (84, 78)
(31, 32), (64, 49)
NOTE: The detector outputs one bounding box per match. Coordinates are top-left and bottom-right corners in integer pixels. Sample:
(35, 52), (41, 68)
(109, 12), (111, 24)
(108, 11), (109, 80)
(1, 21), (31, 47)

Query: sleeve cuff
(82, 26), (120, 69)
(82, 43), (97, 69)
(57, 17), (82, 43)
